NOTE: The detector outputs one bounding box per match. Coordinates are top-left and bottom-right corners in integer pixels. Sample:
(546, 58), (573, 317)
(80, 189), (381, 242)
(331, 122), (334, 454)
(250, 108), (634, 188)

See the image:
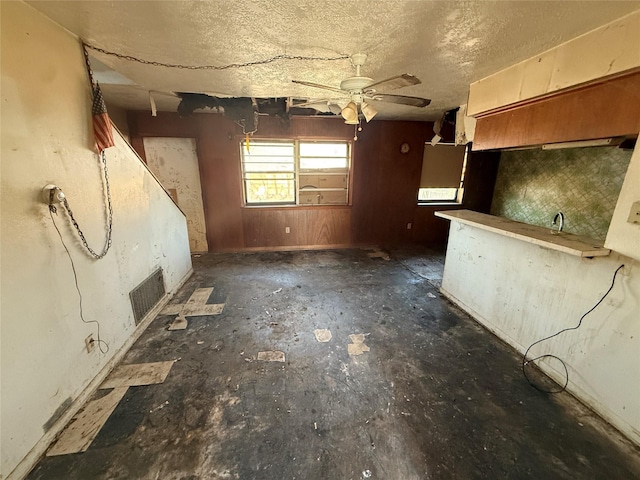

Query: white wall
(606, 145), (640, 260)
(0, 2), (192, 478)
(144, 137), (209, 252)
(467, 9), (640, 116)
(454, 4), (640, 446)
(441, 221), (640, 445)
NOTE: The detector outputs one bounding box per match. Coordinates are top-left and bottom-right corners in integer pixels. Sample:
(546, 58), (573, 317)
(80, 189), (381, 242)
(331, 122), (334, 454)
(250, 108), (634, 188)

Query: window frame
(417, 143), (468, 206)
(240, 139), (352, 207)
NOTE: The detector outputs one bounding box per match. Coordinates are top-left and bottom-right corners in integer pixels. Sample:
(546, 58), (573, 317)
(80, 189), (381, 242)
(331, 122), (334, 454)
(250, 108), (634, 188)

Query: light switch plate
(627, 201), (640, 224)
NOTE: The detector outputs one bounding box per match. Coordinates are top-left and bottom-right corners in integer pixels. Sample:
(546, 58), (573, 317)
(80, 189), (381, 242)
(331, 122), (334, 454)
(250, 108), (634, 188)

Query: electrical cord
(522, 264), (625, 394)
(49, 206), (110, 354)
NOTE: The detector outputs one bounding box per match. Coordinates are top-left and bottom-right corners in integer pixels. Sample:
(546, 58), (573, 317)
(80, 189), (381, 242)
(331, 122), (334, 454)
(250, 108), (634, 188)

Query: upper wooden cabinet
(471, 69), (640, 151)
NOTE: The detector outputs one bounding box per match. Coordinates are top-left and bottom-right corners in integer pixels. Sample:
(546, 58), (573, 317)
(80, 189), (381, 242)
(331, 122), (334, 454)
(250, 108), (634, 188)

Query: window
(418, 144), (467, 204)
(241, 140), (350, 206)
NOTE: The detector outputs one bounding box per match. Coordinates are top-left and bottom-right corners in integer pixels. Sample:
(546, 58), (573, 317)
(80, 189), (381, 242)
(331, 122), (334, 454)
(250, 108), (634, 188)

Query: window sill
(417, 202), (462, 207)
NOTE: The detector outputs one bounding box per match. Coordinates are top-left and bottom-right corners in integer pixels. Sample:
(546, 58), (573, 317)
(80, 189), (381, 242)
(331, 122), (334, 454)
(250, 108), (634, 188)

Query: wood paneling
(351, 121), (432, 246)
(128, 112), (496, 251)
(242, 207), (351, 248)
(472, 70), (640, 151)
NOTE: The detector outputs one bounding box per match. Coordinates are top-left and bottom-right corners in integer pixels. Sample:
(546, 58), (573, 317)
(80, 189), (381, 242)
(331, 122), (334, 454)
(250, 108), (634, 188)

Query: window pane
(245, 176), (295, 204)
(300, 157), (348, 169)
(299, 142), (348, 157)
(418, 188), (458, 202)
(241, 141), (295, 205)
(244, 162), (295, 172)
(242, 142), (294, 157)
(300, 142), (349, 170)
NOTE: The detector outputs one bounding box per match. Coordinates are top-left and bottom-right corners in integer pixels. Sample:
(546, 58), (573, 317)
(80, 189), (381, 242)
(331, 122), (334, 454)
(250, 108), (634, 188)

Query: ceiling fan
(291, 53), (431, 124)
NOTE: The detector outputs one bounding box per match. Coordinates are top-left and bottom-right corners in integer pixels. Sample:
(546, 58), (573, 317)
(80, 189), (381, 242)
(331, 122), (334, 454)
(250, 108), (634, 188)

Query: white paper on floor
(46, 387), (129, 456)
(367, 249), (390, 261)
(101, 361), (175, 389)
(348, 333), (370, 356)
(168, 314), (188, 330)
(161, 287), (225, 323)
(314, 328), (332, 343)
(257, 351), (286, 362)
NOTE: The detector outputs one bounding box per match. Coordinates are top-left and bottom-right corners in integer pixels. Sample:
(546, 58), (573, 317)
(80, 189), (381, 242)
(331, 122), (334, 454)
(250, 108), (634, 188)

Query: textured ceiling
(28, 0), (640, 120)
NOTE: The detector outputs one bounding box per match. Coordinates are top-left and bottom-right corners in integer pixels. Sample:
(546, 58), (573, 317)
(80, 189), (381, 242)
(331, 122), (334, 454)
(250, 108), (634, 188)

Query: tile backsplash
(491, 146), (632, 241)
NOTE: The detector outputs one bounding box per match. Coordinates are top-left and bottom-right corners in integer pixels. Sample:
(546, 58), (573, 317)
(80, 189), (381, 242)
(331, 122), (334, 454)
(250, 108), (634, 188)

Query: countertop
(435, 210), (611, 257)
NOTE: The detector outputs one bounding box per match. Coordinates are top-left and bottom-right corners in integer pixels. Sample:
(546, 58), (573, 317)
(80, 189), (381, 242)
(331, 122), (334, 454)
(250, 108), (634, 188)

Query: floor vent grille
(130, 268), (165, 325)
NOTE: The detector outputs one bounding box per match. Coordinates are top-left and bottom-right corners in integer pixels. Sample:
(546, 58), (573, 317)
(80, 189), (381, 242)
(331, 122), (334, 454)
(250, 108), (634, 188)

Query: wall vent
(129, 268), (165, 325)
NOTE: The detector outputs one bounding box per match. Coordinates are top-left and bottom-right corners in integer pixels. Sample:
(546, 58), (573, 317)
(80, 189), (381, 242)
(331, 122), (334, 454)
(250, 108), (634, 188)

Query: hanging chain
(82, 42), (96, 86)
(62, 151), (113, 259)
(84, 43), (349, 70)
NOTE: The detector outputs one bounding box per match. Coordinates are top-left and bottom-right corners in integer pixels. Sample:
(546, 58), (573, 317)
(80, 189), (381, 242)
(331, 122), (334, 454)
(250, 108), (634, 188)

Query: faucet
(552, 212), (564, 233)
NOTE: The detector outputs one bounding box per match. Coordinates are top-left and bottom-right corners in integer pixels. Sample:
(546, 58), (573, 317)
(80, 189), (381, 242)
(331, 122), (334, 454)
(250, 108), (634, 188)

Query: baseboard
(7, 267), (193, 480)
(217, 244), (354, 253)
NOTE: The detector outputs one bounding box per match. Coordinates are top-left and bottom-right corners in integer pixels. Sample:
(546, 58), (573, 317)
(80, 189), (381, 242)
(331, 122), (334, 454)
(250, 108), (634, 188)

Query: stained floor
(28, 248), (640, 479)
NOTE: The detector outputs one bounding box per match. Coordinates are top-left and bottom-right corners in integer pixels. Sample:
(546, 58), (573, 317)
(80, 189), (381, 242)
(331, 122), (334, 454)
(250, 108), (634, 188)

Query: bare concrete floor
(28, 248), (640, 479)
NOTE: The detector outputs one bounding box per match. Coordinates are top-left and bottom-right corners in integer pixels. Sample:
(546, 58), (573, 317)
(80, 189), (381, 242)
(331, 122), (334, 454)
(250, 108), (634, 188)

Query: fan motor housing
(340, 76), (373, 93)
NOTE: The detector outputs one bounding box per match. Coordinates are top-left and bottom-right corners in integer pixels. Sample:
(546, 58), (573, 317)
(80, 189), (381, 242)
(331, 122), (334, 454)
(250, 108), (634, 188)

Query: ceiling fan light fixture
(361, 102), (377, 122)
(341, 101), (358, 123)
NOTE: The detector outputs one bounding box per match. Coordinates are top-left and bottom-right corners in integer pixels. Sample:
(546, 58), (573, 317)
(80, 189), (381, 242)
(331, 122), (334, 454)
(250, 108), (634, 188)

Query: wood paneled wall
(128, 112), (497, 252)
(472, 69), (640, 151)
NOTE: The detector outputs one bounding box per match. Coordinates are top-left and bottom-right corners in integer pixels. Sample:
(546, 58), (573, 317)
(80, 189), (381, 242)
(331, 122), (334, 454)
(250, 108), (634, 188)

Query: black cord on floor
(522, 264), (625, 394)
(49, 207), (110, 354)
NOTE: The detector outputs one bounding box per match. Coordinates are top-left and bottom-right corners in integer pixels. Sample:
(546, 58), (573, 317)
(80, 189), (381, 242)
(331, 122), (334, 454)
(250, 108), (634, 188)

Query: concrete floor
(28, 248), (640, 479)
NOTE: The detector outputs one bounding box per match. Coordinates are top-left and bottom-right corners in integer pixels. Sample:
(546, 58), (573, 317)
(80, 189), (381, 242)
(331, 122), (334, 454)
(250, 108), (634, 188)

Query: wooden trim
(472, 69), (640, 151)
(217, 243), (353, 253)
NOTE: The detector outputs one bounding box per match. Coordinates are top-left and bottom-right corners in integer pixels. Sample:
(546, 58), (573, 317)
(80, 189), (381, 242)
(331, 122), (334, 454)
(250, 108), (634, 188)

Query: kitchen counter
(435, 210), (610, 257)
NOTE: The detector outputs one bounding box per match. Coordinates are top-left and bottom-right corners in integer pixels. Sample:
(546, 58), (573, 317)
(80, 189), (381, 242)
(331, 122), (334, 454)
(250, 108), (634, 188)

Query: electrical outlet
(627, 201), (640, 224)
(85, 334), (95, 353)
(285, 227), (290, 234)
(407, 223), (412, 230)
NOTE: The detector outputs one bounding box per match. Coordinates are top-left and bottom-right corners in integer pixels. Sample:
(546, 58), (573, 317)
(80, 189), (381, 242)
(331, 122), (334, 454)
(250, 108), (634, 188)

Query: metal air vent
(129, 268), (165, 325)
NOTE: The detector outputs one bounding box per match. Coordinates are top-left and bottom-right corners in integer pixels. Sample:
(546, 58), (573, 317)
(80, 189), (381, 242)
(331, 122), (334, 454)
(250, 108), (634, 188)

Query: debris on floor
(257, 351), (286, 362)
(347, 333), (371, 356)
(149, 400), (169, 414)
(46, 387), (129, 456)
(160, 303), (183, 316)
(100, 361), (175, 389)
(368, 249), (390, 261)
(168, 314), (188, 330)
(161, 287), (225, 320)
(313, 328), (332, 343)
(427, 292), (437, 298)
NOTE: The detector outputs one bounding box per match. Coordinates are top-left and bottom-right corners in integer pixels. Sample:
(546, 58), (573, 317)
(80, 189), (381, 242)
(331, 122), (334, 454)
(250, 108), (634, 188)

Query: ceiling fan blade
(291, 80), (345, 94)
(365, 74), (421, 92)
(368, 94), (431, 108)
(289, 99), (333, 108)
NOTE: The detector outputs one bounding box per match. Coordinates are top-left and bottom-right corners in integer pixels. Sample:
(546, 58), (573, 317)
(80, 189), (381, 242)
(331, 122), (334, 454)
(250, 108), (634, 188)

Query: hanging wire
(48, 206), (110, 354)
(522, 264), (625, 394)
(84, 43), (349, 70)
